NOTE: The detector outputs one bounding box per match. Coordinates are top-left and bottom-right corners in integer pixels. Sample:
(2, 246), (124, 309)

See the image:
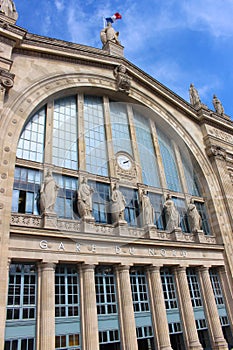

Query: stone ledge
(10, 213), (216, 245)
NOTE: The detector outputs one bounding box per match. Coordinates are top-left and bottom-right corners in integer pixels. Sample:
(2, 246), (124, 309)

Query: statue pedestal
(42, 212), (58, 229)
(194, 230), (205, 243)
(102, 41), (124, 57)
(80, 216), (96, 233)
(144, 225), (158, 239)
(171, 227), (182, 241)
(113, 220), (128, 236)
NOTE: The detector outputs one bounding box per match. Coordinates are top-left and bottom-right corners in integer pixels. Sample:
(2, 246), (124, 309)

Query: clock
(117, 154), (132, 171)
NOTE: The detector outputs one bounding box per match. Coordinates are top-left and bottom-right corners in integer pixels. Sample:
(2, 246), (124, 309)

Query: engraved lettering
(40, 240), (48, 249)
(148, 248), (156, 256)
(116, 246), (122, 254)
(91, 244), (96, 253)
(76, 243), (81, 252)
(161, 249), (166, 256)
(58, 242), (65, 250)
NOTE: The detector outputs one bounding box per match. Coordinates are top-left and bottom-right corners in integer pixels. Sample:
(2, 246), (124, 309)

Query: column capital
(115, 264), (131, 273)
(146, 265), (161, 274)
(39, 262), (56, 271)
(82, 263), (97, 272)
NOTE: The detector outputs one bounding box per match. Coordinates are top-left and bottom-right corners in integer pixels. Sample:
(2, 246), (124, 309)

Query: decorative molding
(0, 68), (14, 89)
(10, 213), (216, 245)
(206, 145), (227, 161)
(113, 65), (132, 94)
(209, 127), (233, 144)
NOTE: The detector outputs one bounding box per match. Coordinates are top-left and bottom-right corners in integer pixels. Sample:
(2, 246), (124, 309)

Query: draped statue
(187, 198), (202, 232)
(212, 94), (224, 115)
(77, 176), (94, 218)
(0, 0), (18, 20)
(40, 170), (59, 214)
(100, 22), (120, 46)
(111, 182), (126, 223)
(141, 190), (154, 226)
(163, 194), (180, 231)
(189, 83), (201, 105)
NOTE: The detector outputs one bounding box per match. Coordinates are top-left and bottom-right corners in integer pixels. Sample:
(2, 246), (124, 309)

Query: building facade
(0, 4), (233, 350)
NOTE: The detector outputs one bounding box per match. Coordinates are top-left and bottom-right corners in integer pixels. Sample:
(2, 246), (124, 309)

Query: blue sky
(14, 0), (233, 119)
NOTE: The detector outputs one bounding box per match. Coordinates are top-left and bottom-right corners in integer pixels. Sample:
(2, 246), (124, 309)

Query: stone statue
(187, 198), (202, 232)
(0, 0), (18, 20)
(100, 22), (121, 46)
(163, 194), (180, 231)
(77, 176), (94, 218)
(113, 65), (131, 94)
(111, 182), (126, 223)
(40, 170), (59, 214)
(212, 94), (224, 115)
(189, 83), (201, 105)
(141, 190), (155, 226)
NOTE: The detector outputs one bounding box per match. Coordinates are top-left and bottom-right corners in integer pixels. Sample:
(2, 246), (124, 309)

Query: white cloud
(54, 0), (64, 12)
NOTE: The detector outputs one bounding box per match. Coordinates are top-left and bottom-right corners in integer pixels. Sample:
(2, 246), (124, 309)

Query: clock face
(117, 154), (132, 170)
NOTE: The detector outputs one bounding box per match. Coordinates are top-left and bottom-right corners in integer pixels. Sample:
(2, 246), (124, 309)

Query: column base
(212, 339), (229, 350)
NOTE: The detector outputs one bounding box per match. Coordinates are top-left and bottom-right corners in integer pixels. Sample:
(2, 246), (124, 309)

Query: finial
(0, 0), (18, 22)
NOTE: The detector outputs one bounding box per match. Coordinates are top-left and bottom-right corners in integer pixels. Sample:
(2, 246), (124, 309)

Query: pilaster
(39, 262), (56, 350)
(147, 266), (172, 350)
(198, 266), (228, 350)
(81, 264), (99, 350)
(115, 265), (138, 350)
(174, 266), (202, 349)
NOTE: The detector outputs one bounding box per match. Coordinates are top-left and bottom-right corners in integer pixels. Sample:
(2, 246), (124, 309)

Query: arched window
(14, 93), (210, 233)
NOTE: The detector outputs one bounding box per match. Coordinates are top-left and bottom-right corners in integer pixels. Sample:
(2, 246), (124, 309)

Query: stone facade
(0, 7), (233, 350)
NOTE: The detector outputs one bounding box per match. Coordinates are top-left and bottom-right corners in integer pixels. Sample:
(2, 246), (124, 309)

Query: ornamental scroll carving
(206, 145), (227, 161)
(0, 69), (15, 89)
(113, 65), (131, 94)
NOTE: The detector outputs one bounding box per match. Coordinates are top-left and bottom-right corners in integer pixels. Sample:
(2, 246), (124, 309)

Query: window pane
(157, 128), (181, 192)
(17, 108), (46, 163)
(134, 111), (160, 187)
(53, 96), (78, 170)
(84, 95), (108, 176)
(110, 101), (132, 155)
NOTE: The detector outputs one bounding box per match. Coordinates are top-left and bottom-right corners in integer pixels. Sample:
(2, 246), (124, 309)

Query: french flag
(105, 12), (122, 23)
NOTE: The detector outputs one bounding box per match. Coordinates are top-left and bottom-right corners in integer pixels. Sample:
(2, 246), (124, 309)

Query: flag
(105, 12), (122, 24)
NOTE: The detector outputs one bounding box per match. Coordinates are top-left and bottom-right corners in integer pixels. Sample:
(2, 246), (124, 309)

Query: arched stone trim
(0, 73), (230, 243)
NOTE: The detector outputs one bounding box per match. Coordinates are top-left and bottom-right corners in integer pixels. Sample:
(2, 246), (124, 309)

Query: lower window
(55, 334), (81, 350)
(4, 338), (35, 350)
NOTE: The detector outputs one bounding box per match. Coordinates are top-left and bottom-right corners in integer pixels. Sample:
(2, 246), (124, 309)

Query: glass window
(55, 265), (79, 318)
(173, 197), (190, 233)
(4, 338), (35, 350)
(134, 111), (160, 187)
(110, 101), (133, 155)
(186, 268), (202, 307)
(181, 154), (201, 196)
(90, 181), (111, 223)
(194, 202), (211, 235)
(53, 96), (78, 170)
(121, 187), (139, 227)
(7, 264), (37, 320)
(95, 266), (117, 315)
(157, 128), (181, 192)
(209, 269), (224, 305)
(99, 329), (120, 344)
(12, 167), (41, 215)
(55, 333), (80, 350)
(130, 267), (150, 312)
(17, 108), (46, 163)
(148, 192), (164, 229)
(84, 95), (108, 176)
(160, 268), (178, 309)
(54, 175), (78, 219)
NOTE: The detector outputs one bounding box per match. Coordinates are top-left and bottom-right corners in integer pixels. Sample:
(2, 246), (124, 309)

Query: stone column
(218, 266), (233, 330)
(198, 267), (228, 350)
(39, 262), (56, 350)
(82, 264), (99, 350)
(115, 265), (138, 350)
(174, 266), (202, 350)
(147, 266), (172, 350)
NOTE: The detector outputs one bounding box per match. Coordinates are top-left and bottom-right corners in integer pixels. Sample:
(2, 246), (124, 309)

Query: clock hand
(123, 160), (129, 164)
